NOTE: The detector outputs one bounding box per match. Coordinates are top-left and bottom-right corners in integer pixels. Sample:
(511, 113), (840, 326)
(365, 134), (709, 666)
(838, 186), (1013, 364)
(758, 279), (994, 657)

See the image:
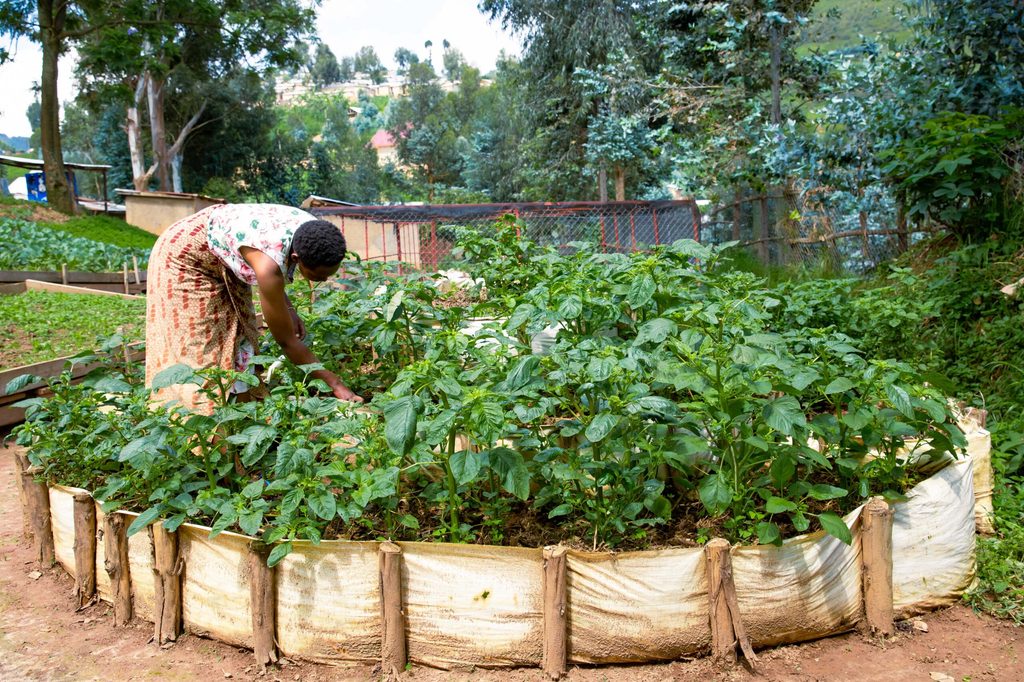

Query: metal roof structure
(0, 154), (112, 172)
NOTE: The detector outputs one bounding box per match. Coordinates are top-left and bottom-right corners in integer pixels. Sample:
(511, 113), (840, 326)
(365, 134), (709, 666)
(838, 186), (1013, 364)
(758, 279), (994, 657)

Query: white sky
(0, 0), (522, 139)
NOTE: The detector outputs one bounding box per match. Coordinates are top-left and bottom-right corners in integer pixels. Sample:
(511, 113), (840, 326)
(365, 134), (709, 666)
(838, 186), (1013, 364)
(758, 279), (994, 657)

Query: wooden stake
(706, 539), (736, 663)
(731, 189), (742, 242)
(122, 263), (130, 295)
(757, 196), (769, 264)
(14, 451), (34, 542)
(73, 492), (97, 608)
(378, 541), (406, 679)
(61, 263), (68, 285)
(150, 523), (183, 644)
(132, 255), (141, 285)
(861, 498), (894, 636)
(248, 542), (279, 666)
(705, 538), (757, 667)
(542, 545), (568, 679)
(103, 512), (133, 626)
(19, 459), (54, 567)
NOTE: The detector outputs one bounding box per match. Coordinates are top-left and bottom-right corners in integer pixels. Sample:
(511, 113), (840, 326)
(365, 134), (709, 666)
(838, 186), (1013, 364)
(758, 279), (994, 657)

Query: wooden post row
(379, 541), (407, 679)
(151, 523), (183, 644)
(16, 453), (54, 567)
(542, 545), (568, 679)
(249, 542), (279, 666)
(861, 498), (895, 636)
(72, 492), (97, 608)
(104, 513), (133, 626)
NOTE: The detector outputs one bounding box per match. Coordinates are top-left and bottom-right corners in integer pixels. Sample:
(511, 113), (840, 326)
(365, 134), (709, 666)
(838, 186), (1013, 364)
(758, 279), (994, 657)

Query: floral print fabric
(206, 203), (318, 286)
(145, 207), (264, 413)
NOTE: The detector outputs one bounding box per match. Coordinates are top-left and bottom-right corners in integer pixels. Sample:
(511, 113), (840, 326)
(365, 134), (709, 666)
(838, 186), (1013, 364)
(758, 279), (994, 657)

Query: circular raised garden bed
(16, 424), (989, 676)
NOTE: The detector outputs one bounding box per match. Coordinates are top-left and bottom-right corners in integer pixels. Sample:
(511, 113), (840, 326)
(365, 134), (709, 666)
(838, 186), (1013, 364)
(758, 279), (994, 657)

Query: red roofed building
(369, 128), (399, 166)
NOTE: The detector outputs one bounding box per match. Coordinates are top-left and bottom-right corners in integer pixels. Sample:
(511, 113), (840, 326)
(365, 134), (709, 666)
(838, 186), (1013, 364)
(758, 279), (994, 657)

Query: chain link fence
(700, 186), (935, 272)
(310, 200), (702, 271)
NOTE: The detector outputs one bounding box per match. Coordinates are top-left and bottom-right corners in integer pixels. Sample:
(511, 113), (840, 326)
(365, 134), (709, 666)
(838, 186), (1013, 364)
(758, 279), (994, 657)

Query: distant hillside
(801, 0), (907, 53)
(0, 133), (30, 152)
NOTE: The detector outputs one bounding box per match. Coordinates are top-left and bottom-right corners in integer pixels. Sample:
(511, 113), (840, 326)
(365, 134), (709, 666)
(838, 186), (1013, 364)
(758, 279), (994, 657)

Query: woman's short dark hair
(292, 220), (347, 268)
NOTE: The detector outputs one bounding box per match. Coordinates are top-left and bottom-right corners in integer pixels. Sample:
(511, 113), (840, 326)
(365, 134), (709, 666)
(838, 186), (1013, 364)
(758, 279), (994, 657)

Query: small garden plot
(0, 290), (145, 369)
(0, 217), (151, 271)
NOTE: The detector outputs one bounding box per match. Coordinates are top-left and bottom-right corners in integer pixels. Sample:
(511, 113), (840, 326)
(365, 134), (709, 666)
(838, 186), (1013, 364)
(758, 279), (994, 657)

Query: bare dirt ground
(0, 440), (1020, 682)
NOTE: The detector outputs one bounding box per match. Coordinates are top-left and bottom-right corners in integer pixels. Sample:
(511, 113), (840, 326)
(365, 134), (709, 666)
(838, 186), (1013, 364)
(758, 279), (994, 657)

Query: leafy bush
(966, 423), (1024, 624)
(880, 108), (1024, 242)
(0, 218), (151, 271)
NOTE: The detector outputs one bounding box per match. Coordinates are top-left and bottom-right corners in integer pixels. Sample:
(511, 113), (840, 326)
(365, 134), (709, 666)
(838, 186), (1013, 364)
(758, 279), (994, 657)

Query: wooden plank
(0, 404), (28, 427)
(23, 279), (142, 299)
(0, 270), (148, 284)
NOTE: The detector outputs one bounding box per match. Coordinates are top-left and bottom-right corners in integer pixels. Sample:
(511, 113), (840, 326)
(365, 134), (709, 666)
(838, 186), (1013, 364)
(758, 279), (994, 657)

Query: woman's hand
(331, 381), (364, 403)
(288, 307), (306, 339)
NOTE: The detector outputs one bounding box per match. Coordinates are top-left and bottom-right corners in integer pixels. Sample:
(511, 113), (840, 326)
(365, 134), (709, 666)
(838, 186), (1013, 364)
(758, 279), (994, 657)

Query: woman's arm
(240, 247), (362, 402)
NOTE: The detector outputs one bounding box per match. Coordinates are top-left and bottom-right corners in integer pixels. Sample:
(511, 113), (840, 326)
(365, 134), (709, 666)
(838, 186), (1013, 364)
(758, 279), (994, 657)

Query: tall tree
(1, 0), (104, 212)
(353, 45), (387, 84)
(480, 0), (648, 200)
(461, 53), (532, 201)
(578, 50), (658, 200)
(26, 99), (41, 149)
(387, 60), (461, 200)
(338, 56), (354, 82)
(442, 43), (465, 81)
(393, 47), (420, 75)
(309, 42), (341, 90)
(75, 0), (315, 192)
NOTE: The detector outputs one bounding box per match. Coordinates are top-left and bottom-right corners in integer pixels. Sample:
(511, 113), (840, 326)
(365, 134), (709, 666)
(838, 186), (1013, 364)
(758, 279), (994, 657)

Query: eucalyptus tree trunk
(167, 101), (207, 194)
(147, 74), (172, 191)
(598, 168), (608, 202)
(127, 76), (153, 190)
(614, 165), (625, 201)
(769, 23), (782, 126)
(37, 0), (77, 214)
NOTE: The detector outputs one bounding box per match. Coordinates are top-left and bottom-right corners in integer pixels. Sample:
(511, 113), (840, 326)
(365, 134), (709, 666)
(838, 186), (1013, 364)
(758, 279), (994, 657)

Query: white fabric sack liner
(892, 456), (976, 617)
(400, 542), (544, 668)
(38, 448), (979, 666)
(566, 547), (710, 663)
(179, 525), (254, 647)
(732, 512), (863, 648)
(275, 539), (382, 662)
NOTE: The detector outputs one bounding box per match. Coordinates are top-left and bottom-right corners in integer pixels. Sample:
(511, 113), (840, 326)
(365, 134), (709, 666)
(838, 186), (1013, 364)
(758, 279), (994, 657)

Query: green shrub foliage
(13, 220), (965, 564)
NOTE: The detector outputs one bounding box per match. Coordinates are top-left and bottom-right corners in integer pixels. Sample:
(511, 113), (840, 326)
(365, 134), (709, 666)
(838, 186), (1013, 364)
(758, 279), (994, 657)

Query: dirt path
(0, 441), (1020, 682)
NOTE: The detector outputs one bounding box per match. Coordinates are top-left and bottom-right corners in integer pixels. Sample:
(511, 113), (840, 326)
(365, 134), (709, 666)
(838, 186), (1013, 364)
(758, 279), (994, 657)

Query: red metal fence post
(652, 208), (660, 246)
